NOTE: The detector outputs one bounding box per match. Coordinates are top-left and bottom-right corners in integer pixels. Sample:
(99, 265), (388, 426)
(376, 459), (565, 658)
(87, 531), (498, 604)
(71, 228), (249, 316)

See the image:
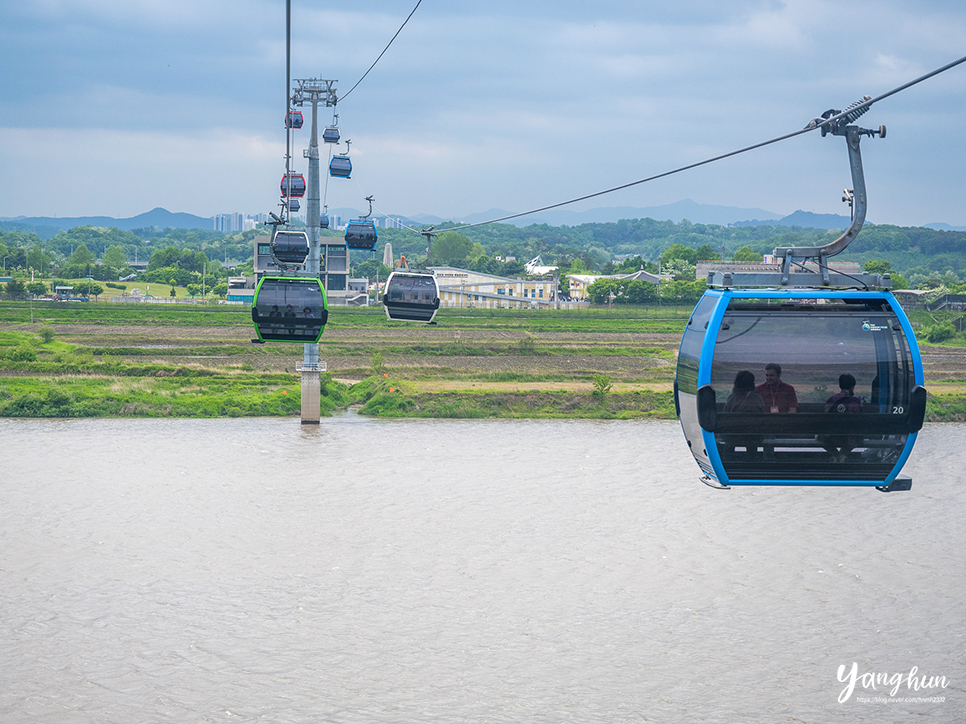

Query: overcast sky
(1, 0), (964, 226)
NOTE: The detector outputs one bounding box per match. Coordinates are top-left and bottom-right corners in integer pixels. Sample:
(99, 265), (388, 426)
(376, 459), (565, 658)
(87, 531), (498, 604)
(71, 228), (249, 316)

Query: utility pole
(292, 77), (337, 424)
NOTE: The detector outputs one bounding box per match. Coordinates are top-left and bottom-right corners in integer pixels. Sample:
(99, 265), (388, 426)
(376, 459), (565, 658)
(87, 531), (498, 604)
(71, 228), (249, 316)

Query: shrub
(592, 372), (613, 399)
(925, 324), (955, 344)
(371, 352), (385, 373)
(9, 345), (37, 362)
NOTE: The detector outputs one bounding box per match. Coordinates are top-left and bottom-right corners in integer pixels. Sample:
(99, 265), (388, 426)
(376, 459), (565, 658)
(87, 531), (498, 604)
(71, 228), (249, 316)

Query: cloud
(0, 0), (964, 225)
(0, 127), (281, 218)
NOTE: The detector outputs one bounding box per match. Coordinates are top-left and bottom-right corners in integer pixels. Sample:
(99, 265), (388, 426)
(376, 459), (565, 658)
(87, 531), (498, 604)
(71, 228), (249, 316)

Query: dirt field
(21, 319), (966, 395)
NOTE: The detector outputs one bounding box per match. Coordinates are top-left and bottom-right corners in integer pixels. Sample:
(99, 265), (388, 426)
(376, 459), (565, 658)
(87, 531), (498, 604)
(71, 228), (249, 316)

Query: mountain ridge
(4, 202), (964, 237)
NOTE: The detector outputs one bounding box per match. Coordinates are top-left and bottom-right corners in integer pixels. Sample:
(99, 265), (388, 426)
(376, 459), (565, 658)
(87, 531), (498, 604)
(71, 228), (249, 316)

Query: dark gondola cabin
(322, 126), (340, 144)
(251, 277), (328, 343)
(329, 155), (351, 178)
(288, 199), (300, 212)
(344, 220), (377, 250)
(271, 230), (309, 265)
(383, 271), (440, 323)
(675, 289), (925, 489)
(320, 215), (329, 229)
(280, 173), (306, 197)
(285, 111), (303, 129)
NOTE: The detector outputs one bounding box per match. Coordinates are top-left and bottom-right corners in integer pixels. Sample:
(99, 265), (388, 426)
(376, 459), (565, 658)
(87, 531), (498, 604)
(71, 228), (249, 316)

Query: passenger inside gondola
(708, 300), (916, 478)
(821, 373), (863, 461)
(252, 278), (328, 343)
(756, 363), (797, 413)
(720, 371), (764, 460)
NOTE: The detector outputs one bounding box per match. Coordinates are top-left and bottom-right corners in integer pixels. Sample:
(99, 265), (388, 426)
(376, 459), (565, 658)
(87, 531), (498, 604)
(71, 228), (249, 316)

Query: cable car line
(787, 258), (872, 291)
(664, 58), (966, 491)
(340, 0), (424, 103)
(413, 54), (966, 236)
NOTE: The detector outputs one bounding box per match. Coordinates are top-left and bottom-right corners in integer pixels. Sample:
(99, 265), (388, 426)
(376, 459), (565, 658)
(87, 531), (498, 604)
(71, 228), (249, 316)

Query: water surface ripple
(0, 417), (962, 722)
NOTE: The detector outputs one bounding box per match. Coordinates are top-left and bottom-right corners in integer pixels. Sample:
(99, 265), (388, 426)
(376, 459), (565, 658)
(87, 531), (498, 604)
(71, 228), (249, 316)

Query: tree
(352, 258), (391, 280)
(662, 243), (698, 265)
(27, 244), (49, 273)
(180, 249), (208, 273)
(429, 231), (473, 266)
(695, 244), (718, 262)
(614, 255), (655, 274)
(663, 258), (697, 281)
(4, 279), (27, 299)
(625, 279), (657, 304)
(186, 284), (202, 297)
(587, 278), (621, 304)
(212, 282), (228, 297)
(102, 245), (129, 270)
(26, 281), (47, 297)
(662, 279), (706, 305)
(733, 246), (763, 262)
(149, 246), (183, 271)
(67, 244), (97, 267)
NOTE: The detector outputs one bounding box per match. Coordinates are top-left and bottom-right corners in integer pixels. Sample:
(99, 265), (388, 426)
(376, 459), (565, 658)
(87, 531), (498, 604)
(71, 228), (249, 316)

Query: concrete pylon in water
(293, 78), (337, 424)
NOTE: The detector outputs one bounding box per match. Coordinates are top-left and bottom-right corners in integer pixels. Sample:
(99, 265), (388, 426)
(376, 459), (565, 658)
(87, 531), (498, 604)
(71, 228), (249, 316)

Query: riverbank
(3, 302), (966, 420)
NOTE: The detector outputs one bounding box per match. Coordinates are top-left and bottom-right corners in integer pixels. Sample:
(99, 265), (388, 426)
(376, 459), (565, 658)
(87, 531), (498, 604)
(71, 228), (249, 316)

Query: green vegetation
(0, 299), (694, 333)
(0, 329), (344, 418)
(357, 219), (966, 286)
(592, 372), (613, 400)
(0, 375), (314, 419)
(3, 297), (966, 421)
(353, 373), (674, 420)
(6, 216), (966, 296)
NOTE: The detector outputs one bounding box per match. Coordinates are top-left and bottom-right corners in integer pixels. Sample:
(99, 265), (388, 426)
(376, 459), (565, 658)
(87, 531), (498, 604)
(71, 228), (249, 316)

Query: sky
(1, 0), (965, 227)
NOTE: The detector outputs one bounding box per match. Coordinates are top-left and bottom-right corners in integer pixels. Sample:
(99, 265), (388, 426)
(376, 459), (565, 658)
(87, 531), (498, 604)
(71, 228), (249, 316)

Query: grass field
(2, 300), (965, 420)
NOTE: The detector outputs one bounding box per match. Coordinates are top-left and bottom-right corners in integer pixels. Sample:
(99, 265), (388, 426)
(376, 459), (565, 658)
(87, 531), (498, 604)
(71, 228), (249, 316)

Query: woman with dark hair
(721, 370), (765, 460)
(725, 370), (765, 413)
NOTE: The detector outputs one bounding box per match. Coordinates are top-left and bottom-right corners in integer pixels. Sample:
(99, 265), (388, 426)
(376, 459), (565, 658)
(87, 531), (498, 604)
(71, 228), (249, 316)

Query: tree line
(5, 216), (966, 296)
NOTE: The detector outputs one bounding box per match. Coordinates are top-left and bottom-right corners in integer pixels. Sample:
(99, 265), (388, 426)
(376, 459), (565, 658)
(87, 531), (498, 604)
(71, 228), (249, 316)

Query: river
(1, 416), (962, 722)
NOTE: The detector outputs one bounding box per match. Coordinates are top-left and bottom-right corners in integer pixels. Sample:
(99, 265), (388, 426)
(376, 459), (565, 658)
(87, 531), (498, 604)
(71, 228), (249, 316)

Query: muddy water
(0, 416), (962, 722)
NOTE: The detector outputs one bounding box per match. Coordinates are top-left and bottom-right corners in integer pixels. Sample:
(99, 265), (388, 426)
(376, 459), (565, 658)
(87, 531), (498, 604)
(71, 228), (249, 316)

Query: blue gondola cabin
(675, 289), (926, 489)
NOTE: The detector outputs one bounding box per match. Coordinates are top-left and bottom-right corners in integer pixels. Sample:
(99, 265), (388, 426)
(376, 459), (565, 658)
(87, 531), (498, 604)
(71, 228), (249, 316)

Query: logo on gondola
(862, 320), (887, 332)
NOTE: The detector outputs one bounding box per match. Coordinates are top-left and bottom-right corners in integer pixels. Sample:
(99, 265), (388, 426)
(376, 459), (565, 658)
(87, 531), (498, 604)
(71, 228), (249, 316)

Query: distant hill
(0, 208), (212, 239)
(3, 203), (960, 241)
(733, 209), (852, 230)
(413, 199), (783, 228)
(924, 222), (966, 232)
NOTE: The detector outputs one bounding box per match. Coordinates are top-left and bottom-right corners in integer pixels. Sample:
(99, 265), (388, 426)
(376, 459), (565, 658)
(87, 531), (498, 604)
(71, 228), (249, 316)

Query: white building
(430, 267), (581, 309)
